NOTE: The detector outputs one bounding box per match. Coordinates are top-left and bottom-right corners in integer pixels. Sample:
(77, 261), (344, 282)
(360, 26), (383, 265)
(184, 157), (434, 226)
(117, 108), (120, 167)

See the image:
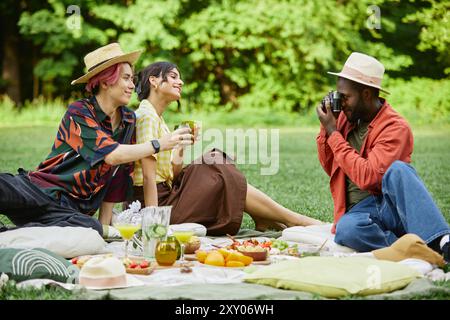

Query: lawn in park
(1, 125), (449, 227)
(0, 124), (449, 300)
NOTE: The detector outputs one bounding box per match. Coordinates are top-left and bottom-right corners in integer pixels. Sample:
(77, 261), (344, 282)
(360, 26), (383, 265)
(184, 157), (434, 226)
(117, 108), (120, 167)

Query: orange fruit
(226, 260), (245, 268)
(237, 255), (253, 266)
(218, 248), (230, 259)
(196, 250), (208, 263)
(204, 251), (225, 267)
(225, 251), (244, 263)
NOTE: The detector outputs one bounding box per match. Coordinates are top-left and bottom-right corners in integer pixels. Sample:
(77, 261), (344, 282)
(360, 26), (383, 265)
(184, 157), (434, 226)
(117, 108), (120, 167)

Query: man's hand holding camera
(316, 92), (342, 136)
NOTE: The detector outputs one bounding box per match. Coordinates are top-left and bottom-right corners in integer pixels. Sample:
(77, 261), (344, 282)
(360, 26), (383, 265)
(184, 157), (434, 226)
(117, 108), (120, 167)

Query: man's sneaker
(442, 241), (449, 264)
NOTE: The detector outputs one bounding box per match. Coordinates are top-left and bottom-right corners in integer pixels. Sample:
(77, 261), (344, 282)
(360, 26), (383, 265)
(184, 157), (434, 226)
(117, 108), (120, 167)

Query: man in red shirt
(316, 52), (449, 262)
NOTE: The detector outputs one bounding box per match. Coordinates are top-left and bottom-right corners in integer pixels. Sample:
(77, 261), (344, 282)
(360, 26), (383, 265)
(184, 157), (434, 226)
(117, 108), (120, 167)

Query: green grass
(0, 125), (449, 226)
(0, 281), (80, 300)
(0, 125), (449, 299)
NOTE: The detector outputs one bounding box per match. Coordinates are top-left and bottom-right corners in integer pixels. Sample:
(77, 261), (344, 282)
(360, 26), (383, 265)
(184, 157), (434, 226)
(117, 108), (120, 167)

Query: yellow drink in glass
(172, 230), (194, 264)
(173, 231), (194, 244)
(115, 224), (141, 240)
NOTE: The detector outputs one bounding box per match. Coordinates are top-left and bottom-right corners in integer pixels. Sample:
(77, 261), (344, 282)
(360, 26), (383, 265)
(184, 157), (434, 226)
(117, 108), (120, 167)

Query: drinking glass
(141, 206), (171, 260)
(181, 120), (195, 133)
(172, 227), (194, 264)
(112, 212), (141, 260)
(178, 121), (199, 142)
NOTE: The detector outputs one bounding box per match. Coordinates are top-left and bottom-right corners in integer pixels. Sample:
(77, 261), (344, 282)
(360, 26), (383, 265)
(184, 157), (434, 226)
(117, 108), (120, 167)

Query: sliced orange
(226, 260), (245, 268)
(218, 248), (230, 259)
(204, 251), (225, 267)
(237, 255), (253, 266)
(225, 251), (244, 263)
(196, 250), (208, 263)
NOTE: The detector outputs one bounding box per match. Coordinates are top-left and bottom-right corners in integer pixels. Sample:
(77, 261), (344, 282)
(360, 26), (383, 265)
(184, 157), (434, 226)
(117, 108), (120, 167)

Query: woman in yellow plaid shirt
(132, 62), (322, 235)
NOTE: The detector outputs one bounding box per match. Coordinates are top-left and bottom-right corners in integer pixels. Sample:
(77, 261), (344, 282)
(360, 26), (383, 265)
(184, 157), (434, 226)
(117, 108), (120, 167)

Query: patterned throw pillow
(0, 248), (78, 283)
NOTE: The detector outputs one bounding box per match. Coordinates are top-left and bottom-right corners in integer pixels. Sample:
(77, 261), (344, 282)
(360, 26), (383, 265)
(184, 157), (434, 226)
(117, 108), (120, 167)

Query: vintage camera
(321, 91), (343, 113)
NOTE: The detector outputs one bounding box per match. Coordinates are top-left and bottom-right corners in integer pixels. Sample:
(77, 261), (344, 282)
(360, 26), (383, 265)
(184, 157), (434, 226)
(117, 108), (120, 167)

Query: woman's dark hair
(135, 61), (180, 102)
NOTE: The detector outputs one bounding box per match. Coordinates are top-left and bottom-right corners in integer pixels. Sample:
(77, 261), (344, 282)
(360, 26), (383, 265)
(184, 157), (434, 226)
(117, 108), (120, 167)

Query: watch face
(152, 140), (160, 151)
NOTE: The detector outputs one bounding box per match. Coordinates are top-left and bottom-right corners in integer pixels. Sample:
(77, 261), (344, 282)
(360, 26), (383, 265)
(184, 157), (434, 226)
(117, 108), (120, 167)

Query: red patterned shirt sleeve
(60, 104), (119, 167)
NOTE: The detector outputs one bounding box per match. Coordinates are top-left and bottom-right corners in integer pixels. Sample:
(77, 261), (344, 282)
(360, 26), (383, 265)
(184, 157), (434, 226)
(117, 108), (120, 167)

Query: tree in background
(404, 0), (450, 74)
(1, 0), (26, 105)
(1, 0), (448, 114)
(17, 0), (111, 101)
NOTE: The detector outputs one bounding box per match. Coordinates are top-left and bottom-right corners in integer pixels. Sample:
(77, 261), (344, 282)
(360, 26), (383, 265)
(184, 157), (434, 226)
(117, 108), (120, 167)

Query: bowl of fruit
(122, 257), (153, 275)
(236, 245), (268, 261)
(183, 235), (201, 254)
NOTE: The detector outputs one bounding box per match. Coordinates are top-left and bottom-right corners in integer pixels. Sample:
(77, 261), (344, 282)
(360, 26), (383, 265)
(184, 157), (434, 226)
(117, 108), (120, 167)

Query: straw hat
(78, 256), (143, 290)
(71, 43), (141, 85)
(372, 234), (445, 267)
(328, 52), (390, 94)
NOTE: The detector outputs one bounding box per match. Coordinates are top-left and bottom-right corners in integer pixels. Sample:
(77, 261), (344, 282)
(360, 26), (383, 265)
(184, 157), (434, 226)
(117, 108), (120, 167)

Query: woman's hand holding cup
(180, 121), (200, 143)
(159, 127), (193, 151)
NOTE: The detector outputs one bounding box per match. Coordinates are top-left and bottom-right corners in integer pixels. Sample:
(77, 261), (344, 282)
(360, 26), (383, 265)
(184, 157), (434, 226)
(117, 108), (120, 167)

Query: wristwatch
(151, 139), (160, 153)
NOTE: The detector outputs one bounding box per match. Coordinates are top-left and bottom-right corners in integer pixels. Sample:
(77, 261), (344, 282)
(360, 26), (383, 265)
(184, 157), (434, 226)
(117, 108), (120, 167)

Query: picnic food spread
(223, 237), (318, 259)
(184, 236), (201, 254)
(196, 249), (254, 267)
(71, 255), (154, 275)
(225, 238), (270, 261)
(237, 245), (268, 261)
(122, 257), (153, 275)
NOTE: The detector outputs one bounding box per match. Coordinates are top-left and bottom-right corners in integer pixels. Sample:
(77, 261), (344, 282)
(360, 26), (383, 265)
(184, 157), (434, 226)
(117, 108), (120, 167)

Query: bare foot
(253, 217), (287, 232)
(286, 215), (325, 228)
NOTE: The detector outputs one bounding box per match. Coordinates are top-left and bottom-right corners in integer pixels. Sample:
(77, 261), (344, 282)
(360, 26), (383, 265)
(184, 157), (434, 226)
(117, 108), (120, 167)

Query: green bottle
(167, 235), (181, 259)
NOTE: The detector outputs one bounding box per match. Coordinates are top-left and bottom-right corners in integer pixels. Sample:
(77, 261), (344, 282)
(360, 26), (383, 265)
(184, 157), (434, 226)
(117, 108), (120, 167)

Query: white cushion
(281, 223), (355, 253)
(0, 227), (106, 258)
(169, 223), (207, 237)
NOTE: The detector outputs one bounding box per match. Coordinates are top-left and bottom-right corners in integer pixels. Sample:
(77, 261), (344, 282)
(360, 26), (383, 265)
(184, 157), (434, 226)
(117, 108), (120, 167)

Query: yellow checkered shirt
(134, 99), (173, 187)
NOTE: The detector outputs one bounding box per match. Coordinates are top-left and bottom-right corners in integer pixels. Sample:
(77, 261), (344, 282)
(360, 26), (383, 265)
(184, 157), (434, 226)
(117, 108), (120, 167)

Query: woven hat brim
(71, 50), (141, 85)
(327, 71), (390, 94)
(82, 274), (145, 290)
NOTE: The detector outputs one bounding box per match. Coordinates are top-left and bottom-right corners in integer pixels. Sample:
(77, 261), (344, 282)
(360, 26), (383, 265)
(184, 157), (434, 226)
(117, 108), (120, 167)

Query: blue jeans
(335, 161), (450, 252)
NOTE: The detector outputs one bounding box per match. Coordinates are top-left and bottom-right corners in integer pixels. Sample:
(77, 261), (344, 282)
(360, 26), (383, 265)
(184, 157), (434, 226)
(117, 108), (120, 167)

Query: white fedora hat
(78, 256), (144, 290)
(71, 43), (141, 85)
(328, 52), (389, 94)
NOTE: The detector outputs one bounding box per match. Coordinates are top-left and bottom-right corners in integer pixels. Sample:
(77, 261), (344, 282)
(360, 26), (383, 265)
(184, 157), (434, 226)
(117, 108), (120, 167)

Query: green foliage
(8, 0), (450, 119)
(17, 0), (110, 96)
(404, 0), (450, 74)
(2, 77), (448, 128)
(178, 0), (412, 112)
(385, 77), (450, 125)
(0, 96), (66, 127)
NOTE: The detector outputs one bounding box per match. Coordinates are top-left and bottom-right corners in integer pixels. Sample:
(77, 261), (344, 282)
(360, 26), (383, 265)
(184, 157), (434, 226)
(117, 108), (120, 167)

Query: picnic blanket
(5, 226), (450, 299)
(16, 278), (449, 300)
(79, 278), (450, 300)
